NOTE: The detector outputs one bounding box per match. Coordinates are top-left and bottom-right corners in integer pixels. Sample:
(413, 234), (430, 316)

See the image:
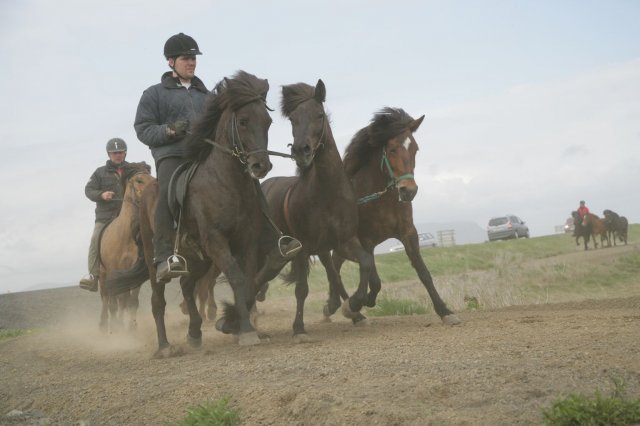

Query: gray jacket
(85, 160), (129, 223)
(134, 72), (209, 163)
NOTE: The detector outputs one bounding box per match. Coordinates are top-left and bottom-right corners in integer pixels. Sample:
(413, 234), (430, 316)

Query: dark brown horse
(324, 108), (461, 326)
(582, 212), (609, 248)
(603, 209), (628, 246)
(139, 71), (273, 356)
(98, 162), (154, 332)
(256, 79), (377, 341)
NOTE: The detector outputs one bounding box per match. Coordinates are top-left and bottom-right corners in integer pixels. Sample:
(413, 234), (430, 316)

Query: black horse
(323, 108), (461, 326)
(571, 210), (592, 250)
(256, 80), (376, 341)
(139, 71), (273, 356)
(603, 209), (628, 245)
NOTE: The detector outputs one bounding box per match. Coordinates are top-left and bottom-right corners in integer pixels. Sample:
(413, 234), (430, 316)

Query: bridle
(287, 111), (326, 163)
(204, 105), (294, 168)
(356, 142), (415, 205)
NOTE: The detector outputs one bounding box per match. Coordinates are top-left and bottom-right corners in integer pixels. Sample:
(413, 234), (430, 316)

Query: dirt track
(1, 246), (640, 425)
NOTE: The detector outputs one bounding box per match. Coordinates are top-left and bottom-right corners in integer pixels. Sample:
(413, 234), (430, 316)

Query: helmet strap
(169, 57), (192, 85)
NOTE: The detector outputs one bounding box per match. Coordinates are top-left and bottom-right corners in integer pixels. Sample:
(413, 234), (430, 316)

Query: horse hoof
(442, 314), (462, 326)
(321, 315), (332, 323)
(238, 331), (261, 346)
(153, 345), (184, 359)
(293, 333), (312, 343)
(352, 314), (370, 327)
(187, 334), (202, 348)
(341, 299), (359, 320)
(323, 304), (332, 317)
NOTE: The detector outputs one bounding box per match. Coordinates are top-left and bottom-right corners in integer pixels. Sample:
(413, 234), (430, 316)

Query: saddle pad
(168, 161), (199, 219)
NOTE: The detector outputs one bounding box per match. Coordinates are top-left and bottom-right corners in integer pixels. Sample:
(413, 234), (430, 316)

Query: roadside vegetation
(542, 377), (640, 425)
(0, 328), (31, 342)
(176, 395), (240, 426)
(265, 224), (639, 314)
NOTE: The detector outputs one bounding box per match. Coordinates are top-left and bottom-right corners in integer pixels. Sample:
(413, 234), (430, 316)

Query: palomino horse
(324, 107), (460, 326)
(256, 79), (377, 341)
(582, 212), (610, 248)
(98, 162), (154, 332)
(572, 211), (592, 250)
(139, 71), (273, 356)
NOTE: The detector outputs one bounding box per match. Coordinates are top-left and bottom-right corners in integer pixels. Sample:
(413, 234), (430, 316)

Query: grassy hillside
(266, 224), (640, 313)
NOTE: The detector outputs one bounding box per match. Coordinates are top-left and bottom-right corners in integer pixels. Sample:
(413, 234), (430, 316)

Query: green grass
(176, 395), (240, 426)
(262, 224), (640, 311)
(364, 295), (428, 317)
(0, 329), (30, 342)
(542, 378), (640, 425)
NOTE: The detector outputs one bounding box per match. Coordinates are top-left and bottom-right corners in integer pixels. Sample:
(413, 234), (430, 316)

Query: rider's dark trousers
(154, 156), (187, 265)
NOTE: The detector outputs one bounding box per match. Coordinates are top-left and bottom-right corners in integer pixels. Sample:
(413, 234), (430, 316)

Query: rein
(356, 148), (414, 205)
(203, 112), (294, 164)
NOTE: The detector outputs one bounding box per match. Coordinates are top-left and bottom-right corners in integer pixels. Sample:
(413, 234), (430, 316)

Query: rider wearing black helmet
(134, 33), (209, 284)
(79, 138), (130, 291)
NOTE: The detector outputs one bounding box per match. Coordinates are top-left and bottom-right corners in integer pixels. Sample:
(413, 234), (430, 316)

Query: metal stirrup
(169, 212), (189, 276)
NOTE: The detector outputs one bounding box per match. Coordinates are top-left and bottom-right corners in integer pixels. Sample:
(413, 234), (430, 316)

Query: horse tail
(104, 240), (149, 296)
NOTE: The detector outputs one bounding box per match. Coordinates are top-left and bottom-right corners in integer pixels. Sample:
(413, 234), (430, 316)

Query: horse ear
(314, 79), (326, 103)
(409, 115), (425, 132)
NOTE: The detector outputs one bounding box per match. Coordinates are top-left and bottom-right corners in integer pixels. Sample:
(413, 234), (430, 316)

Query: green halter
(357, 148), (415, 205)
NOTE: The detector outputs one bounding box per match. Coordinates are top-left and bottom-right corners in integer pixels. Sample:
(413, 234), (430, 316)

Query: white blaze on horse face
(402, 137), (411, 151)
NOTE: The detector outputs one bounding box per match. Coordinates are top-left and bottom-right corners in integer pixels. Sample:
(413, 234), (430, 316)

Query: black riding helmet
(163, 33), (202, 59)
(106, 138), (127, 152)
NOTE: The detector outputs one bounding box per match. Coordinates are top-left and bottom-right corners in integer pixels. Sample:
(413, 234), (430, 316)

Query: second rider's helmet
(106, 138), (127, 152)
(163, 33), (202, 59)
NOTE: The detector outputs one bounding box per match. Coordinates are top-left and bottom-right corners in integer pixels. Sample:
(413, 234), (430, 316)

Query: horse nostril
(303, 145), (311, 154)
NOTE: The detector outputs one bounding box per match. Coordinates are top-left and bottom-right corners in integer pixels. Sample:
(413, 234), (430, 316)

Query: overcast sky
(1, 1), (639, 293)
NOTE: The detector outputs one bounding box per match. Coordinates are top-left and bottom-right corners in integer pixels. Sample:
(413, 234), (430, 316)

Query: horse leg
(207, 278), (217, 321)
(213, 248), (260, 346)
(183, 260), (211, 347)
(401, 232), (461, 325)
(151, 277), (171, 354)
(108, 293), (119, 332)
(335, 237), (376, 324)
(128, 287), (140, 331)
(291, 255), (312, 343)
(99, 284), (109, 333)
(318, 251), (348, 318)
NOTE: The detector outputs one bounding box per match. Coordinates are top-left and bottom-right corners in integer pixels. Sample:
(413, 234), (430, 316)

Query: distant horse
(603, 209), (628, 246)
(139, 71), (273, 356)
(324, 107), (460, 326)
(98, 162), (154, 332)
(255, 79), (377, 341)
(572, 211), (592, 250)
(582, 212), (609, 248)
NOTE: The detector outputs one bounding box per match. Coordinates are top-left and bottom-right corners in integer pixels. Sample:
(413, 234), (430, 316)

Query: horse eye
(239, 119), (248, 127)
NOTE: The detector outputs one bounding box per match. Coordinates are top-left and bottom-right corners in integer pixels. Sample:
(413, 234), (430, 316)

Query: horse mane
(280, 83), (316, 118)
(183, 70), (270, 160)
(343, 107), (415, 177)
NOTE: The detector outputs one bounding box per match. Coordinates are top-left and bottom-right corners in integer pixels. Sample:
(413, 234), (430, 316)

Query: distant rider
(577, 200), (590, 219)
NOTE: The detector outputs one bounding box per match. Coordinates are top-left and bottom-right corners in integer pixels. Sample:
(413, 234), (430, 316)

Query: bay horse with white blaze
(98, 162), (154, 332)
(139, 71), (273, 356)
(324, 108), (461, 326)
